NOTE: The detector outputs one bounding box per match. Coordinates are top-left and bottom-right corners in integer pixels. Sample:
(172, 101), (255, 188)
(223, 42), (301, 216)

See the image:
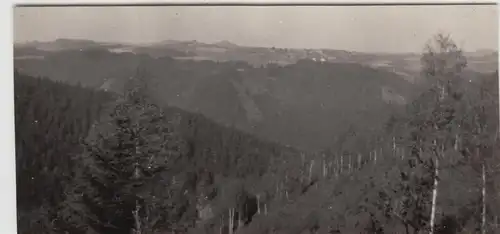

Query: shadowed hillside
(14, 49), (420, 150)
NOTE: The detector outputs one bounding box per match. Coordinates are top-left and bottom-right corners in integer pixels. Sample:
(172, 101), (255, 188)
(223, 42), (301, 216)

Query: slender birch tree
(420, 33), (467, 234)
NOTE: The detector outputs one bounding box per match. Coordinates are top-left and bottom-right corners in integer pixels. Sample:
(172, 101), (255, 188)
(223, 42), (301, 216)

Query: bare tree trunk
(440, 84), (445, 101)
(494, 216), (498, 232)
(328, 161), (333, 177)
(323, 157), (327, 178)
(229, 208), (234, 234)
(309, 160), (315, 183)
(392, 136), (396, 156)
(132, 164), (142, 234)
(335, 157), (339, 177)
(420, 146), (424, 160)
(280, 181), (283, 199)
(256, 194), (261, 214)
(348, 155), (352, 173)
(340, 155), (343, 173)
(357, 153), (362, 170)
(374, 149), (378, 164)
(238, 207), (243, 230)
(300, 153), (305, 184)
(133, 200), (142, 234)
(482, 162), (486, 234)
(430, 156), (439, 234)
(284, 177), (289, 199)
(275, 183), (278, 200)
(220, 216), (223, 234)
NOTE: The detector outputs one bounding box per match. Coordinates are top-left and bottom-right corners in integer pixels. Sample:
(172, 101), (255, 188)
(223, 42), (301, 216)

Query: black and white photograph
(12, 3), (499, 234)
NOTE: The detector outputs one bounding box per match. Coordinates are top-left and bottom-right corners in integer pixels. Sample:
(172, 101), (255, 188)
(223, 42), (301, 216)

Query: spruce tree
(60, 70), (188, 234)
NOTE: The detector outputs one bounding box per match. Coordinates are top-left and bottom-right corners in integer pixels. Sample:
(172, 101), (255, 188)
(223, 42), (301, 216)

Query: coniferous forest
(14, 32), (499, 234)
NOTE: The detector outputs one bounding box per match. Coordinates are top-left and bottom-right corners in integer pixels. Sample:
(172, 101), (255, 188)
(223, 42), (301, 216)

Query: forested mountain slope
(14, 71), (308, 234)
(236, 71), (500, 234)
(15, 67), (500, 234)
(14, 49), (419, 151)
(14, 70), (114, 232)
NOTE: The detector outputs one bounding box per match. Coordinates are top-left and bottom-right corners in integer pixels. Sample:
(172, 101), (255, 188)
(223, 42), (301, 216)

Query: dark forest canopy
(14, 71), (113, 232)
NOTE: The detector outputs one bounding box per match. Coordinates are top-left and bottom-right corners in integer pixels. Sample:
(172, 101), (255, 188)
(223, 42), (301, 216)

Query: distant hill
(14, 48), (145, 87)
(15, 38), (125, 52)
(14, 48), (421, 151)
(214, 40), (240, 48)
(15, 38), (498, 77)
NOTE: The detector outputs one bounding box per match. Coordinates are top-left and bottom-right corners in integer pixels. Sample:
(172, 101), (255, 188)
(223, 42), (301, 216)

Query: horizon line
(14, 37), (499, 55)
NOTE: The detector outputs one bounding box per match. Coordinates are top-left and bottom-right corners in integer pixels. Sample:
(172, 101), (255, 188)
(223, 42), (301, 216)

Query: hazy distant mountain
(466, 49), (498, 57)
(213, 40), (240, 48)
(15, 38), (125, 52)
(15, 38), (498, 77)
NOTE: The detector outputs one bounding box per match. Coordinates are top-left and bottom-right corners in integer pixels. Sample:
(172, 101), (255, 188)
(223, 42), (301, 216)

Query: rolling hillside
(16, 39), (498, 84)
(14, 46), (422, 151)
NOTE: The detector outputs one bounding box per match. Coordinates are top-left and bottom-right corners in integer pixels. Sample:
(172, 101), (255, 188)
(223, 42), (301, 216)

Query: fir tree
(60, 70), (188, 234)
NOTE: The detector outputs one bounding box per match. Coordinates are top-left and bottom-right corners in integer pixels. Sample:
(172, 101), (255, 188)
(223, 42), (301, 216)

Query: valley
(14, 39), (432, 151)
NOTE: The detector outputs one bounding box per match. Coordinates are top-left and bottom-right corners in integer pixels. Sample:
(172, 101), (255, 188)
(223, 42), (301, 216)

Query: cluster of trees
(15, 33), (499, 234)
(14, 70), (113, 233)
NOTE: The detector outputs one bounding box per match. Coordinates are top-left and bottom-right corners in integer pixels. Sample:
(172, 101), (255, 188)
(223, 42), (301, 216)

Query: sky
(13, 5), (499, 53)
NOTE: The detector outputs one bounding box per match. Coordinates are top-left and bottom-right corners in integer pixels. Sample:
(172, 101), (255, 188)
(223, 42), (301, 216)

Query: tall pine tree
(59, 69), (188, 234)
